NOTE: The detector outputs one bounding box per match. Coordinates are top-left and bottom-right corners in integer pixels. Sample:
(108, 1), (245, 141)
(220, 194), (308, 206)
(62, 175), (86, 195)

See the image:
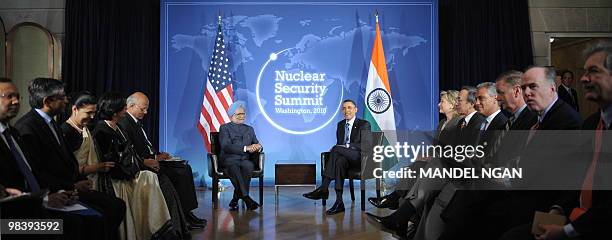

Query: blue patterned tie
(344, 122), (350, 144)
(3, 129), (40, 192)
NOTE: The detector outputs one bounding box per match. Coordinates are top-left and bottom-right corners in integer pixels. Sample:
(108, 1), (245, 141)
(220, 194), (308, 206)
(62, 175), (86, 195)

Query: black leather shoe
(325, 201), (345, 215)
(244, 196), (260, 211)
(187, 212), (206, 224)
(229, 198), (239, 211)
(303, 187), (329, 200)
(365, 212), (408, 239)
(368, 194), (399, 210)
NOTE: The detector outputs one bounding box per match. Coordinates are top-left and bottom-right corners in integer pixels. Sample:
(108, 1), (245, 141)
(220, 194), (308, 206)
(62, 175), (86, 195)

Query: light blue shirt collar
(513, 104), (528, 120)
(34, 108), (53, 124)
(538, 97), (558, 123)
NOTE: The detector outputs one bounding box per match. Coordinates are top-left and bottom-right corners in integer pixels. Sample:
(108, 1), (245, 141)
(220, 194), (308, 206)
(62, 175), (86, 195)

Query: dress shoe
(244, 196), (260, 211)
(368, 194), (399, 210)
(187, 212), (207, 224)
(325, 201), (345, 215)
(365, 212), (408, 239)
(229, 198), (239, 211)
(303, 187), (329, 200)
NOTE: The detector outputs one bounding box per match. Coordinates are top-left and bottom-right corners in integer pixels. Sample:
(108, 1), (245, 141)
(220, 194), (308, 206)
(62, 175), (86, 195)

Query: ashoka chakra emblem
(366, 88), (391, 114)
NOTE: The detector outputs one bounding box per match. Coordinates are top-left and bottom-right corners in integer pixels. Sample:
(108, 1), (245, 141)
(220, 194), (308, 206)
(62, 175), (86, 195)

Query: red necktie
(526, 121), (540, 146)
(570, 118), (604, 221)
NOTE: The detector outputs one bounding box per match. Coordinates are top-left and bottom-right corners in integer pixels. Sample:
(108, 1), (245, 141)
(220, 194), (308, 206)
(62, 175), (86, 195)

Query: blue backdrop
(160, 0), (438, 185)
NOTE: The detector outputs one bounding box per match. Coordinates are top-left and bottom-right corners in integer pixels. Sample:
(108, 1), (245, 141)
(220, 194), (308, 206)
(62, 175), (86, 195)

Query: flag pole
(375, 10), (379, 23)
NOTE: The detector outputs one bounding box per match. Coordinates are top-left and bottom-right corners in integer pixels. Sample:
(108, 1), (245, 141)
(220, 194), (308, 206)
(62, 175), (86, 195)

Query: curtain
(62, 0), (160, 147)
(439, 0), (534, 91)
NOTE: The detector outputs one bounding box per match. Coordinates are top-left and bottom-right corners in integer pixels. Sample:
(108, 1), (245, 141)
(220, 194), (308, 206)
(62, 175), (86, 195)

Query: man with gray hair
(119, 91), (206, 229)
(495, 70), (538, 131)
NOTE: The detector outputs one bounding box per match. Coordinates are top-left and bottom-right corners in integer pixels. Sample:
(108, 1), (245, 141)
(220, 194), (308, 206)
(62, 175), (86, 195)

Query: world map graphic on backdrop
(161, 1), (437, 183)
(171, 14), (427, 133)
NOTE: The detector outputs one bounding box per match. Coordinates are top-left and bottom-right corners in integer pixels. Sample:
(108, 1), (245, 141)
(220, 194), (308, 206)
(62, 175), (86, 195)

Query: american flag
(197, 18), (234, 152)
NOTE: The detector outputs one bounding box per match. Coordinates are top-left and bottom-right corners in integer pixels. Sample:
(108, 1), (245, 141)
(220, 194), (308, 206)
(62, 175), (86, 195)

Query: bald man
(118, 92), (206, 227)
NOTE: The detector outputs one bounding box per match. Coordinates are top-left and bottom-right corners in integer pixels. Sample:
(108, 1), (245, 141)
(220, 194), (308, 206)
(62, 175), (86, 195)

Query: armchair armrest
(321, 152), (330, 175)
(207, 153), (224, 177)
(252, 152), (265, 174)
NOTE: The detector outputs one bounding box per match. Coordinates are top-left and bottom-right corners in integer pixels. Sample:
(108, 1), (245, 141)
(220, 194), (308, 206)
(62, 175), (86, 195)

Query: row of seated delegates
(59, 91), (173, 239)
(0, 77), (125, 240)
(367, 90), (463, 211)
(118, 92), (206, 229)
(303, 99), (372, 215)
(364, 41), (612, 240)
(499, 41), (612, 240)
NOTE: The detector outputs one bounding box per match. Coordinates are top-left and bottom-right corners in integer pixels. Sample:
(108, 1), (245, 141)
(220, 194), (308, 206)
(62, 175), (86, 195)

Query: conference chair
(321, 131), (384, 210)
(208, 132), (265, 209)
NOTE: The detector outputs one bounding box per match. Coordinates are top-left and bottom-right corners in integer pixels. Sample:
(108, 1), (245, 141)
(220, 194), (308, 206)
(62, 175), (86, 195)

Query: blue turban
(227, 100), (246, 117)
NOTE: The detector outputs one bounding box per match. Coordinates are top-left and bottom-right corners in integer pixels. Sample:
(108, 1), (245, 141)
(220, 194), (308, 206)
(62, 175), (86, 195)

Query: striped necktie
(344, 122), (350, 144)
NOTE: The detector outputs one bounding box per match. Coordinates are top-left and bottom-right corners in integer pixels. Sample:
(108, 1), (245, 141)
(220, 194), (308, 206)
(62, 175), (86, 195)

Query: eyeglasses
(0, 92), (20, 100)
(235, 113), (246, 116)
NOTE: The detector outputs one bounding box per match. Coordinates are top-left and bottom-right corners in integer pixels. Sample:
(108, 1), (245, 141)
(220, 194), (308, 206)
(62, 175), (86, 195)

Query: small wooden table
(274, 160), (316, 202)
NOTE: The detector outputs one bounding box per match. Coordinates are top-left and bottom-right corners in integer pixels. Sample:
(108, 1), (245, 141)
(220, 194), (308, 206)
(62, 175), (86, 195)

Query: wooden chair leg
(259, 176), (264, 206)
(349, 179), (355, 201)
(212, 177), (219, 209)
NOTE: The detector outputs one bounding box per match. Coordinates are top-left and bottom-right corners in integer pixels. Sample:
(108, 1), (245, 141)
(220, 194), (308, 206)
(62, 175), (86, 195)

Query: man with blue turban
(219, 101), (262, 211)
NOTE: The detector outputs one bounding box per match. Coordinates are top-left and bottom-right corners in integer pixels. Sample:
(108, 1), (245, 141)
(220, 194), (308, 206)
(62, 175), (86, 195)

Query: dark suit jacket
(558, 85), (580, 112)
(218, 122), (259, 166)
(336, 118), (371, 152)
(15, 110), (82, 192)
(490, 107), (538, 167)
(480, 111), (508, 144)
(444, 112), (486, 168)
(555, 111), (612, 238)
(509, 106), (538, 131)
(508, 99), (583, 223)
(456, 111), (487, 145)
(436, 117), (461, 146)
(118, 115), (155, 159)
(0, 127), (41, 192)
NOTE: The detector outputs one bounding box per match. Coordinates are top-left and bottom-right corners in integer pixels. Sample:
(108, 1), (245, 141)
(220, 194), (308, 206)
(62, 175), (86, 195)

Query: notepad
(531, 211), (567, 235)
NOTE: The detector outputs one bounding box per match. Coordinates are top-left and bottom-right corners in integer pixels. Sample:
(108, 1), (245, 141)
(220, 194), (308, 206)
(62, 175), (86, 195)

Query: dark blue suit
(219, 122), (259, 198)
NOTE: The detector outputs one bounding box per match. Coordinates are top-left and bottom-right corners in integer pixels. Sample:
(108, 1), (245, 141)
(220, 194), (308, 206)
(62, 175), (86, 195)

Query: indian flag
(364, 14), (396, 136)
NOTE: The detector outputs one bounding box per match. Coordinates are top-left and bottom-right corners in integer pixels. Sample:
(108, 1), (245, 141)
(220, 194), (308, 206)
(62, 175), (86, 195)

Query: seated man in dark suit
(303, 99), (371, 215)
(118, 92), (206, 227)
(15, 78), (125, 240)
(218, 101), (262, 211)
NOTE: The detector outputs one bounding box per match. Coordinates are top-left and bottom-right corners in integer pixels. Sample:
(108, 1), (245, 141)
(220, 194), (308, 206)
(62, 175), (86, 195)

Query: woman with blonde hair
(436, 90), (461, 144)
